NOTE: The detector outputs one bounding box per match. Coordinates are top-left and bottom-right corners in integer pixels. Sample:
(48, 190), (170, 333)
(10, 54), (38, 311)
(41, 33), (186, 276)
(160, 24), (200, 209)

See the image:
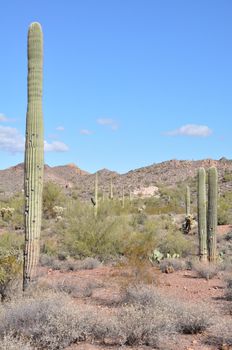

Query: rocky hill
(0, 158), (231, 199)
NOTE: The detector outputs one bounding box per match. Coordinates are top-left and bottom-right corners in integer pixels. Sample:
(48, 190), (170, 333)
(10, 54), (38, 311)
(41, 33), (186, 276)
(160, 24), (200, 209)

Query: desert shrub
(78, 257), (101, 270)
(218, 192), (232, 224)
(0, 249), (22, 301)
(173, 302), (212, 334)
(160, 258), (187, 273)
(62, 201), (132, 259)
(121, 284), (160, 306)
(0, 288), (213, 349)
(0, 334), (33, 350)
(118, 286), (211, 347)
(0, 293), (80, 349)
(225, 278), (232, 301)
(39, 254), (63, 270)
(39, 254), (101, 272)
(7, 192), (24, 229)
(0, 232), (24, 252)
(158, 229), (194, 257)
(0, 292), (122, 349)
(121, 285), (212, 335)
(225, 231), (232, 241)
(119, 304), (175, 347)
(43, 182), (66, 219)
(51, 279), (103, 298)
(207, 319), (232, 348)
(191, 262), (219, 280)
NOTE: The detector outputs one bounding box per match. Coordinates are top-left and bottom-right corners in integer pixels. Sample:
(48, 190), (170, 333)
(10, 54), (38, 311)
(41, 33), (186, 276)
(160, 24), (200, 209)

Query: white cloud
(44, 140), (69, 152)
(80, 129), (93, 135)
(0, 126), (69, 153)
(0, 126), (24, 153)
(56, 126), (65, 131)
(165, 124), (212, 137)
(97, 118), (118, 130)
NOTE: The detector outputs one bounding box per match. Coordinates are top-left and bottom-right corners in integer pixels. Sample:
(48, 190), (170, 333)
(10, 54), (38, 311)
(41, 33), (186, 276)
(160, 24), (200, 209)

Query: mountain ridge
(0, 158), (231, 199)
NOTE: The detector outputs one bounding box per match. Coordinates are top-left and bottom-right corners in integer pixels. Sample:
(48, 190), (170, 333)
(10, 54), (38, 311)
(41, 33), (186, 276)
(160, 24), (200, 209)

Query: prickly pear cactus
(23, 22), (44, 290)
(207, 166), (218, 262)
(197, 168), (207, 262)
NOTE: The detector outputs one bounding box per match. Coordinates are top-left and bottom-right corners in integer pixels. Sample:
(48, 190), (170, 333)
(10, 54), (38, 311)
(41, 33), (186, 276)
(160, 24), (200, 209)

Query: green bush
(0, 249), (22, 301)
(43, 182), (66, 219)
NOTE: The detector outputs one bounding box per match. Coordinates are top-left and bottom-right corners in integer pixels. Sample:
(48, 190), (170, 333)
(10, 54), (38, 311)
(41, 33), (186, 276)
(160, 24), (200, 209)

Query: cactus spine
(197, 168), (207, 262)
(185, 185), (190, 216)
(94, 172), (98, 217)
(207, 167), (218, 262)
(23, 22), (44, 290)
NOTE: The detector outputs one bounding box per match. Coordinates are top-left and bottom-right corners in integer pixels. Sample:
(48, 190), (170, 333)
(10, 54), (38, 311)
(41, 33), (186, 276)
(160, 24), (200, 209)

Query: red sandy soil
(40, 262), (231, 350)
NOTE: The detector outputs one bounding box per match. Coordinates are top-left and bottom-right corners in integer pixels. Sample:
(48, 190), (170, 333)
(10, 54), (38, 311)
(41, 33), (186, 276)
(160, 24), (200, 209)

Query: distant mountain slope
(0, 158), (231, 199)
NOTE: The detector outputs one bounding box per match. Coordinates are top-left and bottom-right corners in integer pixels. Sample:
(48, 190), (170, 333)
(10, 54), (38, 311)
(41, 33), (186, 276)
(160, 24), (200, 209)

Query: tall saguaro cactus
(122, 186), (125, 209)
(110, 176), (113, 200)
(185, 186), (190, 216)
(207, 167), (218, 262)
(94, 172), (98, 217)
(23, 22), (44, 290)
(197, 168), (207, 262)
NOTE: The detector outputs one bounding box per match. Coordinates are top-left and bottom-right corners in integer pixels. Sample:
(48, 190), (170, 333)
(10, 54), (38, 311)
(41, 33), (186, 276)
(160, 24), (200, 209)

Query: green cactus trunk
(122, 186), (125, 208)
(23, 22), (44, 290)
(110, 176), (113, 200)
(197, 168), (207, 262)
(186, 185), (190, 216)
(207, 167), (218, 262)
(94, 172), (98, 217)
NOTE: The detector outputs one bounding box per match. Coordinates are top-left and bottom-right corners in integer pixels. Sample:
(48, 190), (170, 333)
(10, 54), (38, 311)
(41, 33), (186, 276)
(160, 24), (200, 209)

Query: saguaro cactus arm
(23, 22), (44, 290)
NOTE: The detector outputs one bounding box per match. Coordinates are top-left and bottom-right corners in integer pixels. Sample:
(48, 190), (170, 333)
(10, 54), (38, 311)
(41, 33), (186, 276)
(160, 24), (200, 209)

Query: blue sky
(0, 0), (231, 173)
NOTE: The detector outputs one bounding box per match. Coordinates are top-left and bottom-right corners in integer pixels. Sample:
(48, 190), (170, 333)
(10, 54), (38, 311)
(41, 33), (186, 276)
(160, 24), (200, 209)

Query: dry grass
(0, 334), (33, 350)
(0, 284), (215, 349)
(191, 261), (220, 280)
(159, 258), (187, 273)
(207, 318), (232, 348)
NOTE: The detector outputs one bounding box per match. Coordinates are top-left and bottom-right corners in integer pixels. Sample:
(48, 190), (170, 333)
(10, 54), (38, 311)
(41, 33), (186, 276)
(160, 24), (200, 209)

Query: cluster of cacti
(23, 22), (44, 291)
(197, 166), (218, 262)
(52, 206), (65, 221)
(0, 207), (15, 219)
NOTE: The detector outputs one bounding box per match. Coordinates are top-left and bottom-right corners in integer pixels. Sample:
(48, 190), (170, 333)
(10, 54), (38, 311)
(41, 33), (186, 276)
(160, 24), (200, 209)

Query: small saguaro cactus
(197, 168), (207, 262)
(23, 22), (44, 290)
(110, 175), (113, 200)
(185, 185), (190, 216)
(207, 166), (218, 262)
(94, 172), (98, 217)
(122, 185), (125, 208)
